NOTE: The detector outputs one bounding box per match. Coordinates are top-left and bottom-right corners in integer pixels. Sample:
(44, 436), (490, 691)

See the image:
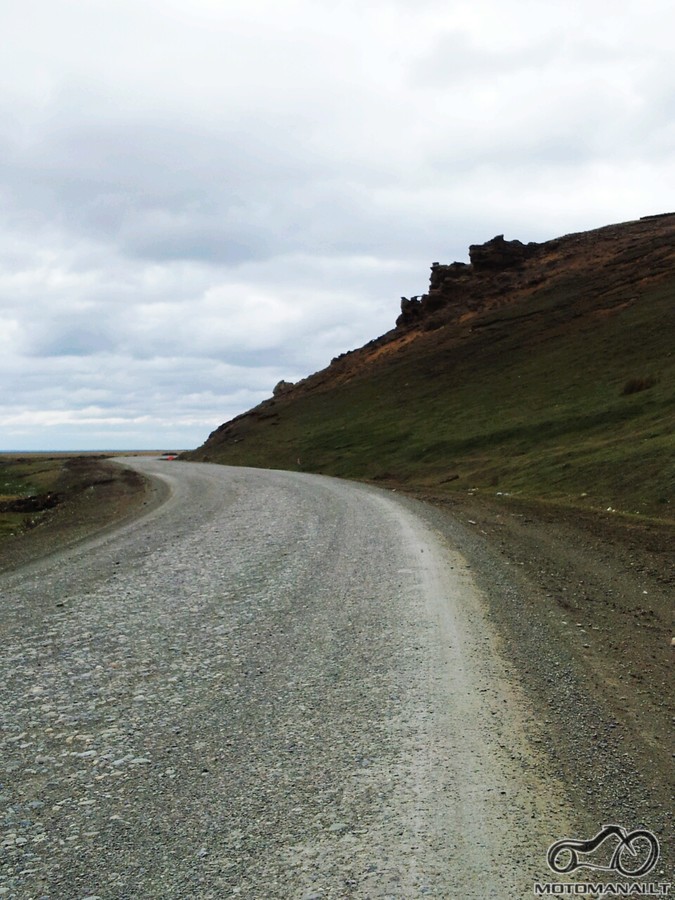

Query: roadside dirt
(0, 456), (166, 573)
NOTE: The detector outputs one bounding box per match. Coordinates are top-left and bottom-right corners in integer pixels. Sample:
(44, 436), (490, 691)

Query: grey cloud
(410, 30), (637, 88)
(1, 0), (673, 450)
(39, 325), (117, 358)
(410, 31), (552, 85)
(1, 108), (321, 259)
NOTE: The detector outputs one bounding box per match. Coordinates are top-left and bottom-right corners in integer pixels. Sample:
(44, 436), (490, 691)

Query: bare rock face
(397, 296), (424, 327)
(272, 380), (295, 397)
(395, 233), (546, 331)
(429, 261), (470, 291)
(469, 234), (540, 271)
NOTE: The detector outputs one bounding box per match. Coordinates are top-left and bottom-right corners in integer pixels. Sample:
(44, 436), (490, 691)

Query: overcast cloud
(1, 0), (674, 450)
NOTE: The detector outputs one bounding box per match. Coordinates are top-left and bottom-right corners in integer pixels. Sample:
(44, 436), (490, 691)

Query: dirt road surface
(0, 460), (671, 898)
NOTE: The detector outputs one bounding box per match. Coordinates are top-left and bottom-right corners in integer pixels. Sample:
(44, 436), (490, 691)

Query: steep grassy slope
(188, 216), (675, 520)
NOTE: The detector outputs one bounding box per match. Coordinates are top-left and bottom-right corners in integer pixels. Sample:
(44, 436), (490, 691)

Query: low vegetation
(0, 456), (66, 538)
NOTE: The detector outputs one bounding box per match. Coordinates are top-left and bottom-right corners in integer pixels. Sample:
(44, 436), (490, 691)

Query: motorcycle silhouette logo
(547, 824), (660, 877)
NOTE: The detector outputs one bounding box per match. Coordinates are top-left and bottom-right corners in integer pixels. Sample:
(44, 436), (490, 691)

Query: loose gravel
(0, 461), (628, 898)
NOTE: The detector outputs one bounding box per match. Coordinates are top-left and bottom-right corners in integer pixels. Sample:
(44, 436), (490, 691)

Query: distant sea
(0, 449), (185, 455)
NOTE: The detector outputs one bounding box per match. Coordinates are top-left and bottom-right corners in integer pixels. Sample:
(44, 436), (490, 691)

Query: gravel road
(1, 460), (578, 899)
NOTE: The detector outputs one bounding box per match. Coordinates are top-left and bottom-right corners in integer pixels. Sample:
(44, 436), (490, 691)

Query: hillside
(187, 214), (675, 521)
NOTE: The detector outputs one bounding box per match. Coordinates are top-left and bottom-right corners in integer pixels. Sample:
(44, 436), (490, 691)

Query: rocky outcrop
(397, 296), (424, 326)
(272, 380), (295, 397)
(468, 234), (540, 271)
(396, 233), (547, 330)
(429, 261), (470, 290)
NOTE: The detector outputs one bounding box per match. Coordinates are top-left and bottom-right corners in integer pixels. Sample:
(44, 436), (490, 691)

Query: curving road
(0, 460), (574, 898)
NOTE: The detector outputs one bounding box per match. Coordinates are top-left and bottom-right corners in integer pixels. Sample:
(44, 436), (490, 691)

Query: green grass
(0, 456), (65, 496)
(193, 279), (675, 521)
(0, 456), (66, 537)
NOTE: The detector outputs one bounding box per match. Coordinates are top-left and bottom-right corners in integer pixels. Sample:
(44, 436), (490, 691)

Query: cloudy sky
(1, 0), (673, 450)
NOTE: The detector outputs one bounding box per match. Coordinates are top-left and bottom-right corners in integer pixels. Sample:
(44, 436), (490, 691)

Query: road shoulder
(395, 487), (674, 862)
